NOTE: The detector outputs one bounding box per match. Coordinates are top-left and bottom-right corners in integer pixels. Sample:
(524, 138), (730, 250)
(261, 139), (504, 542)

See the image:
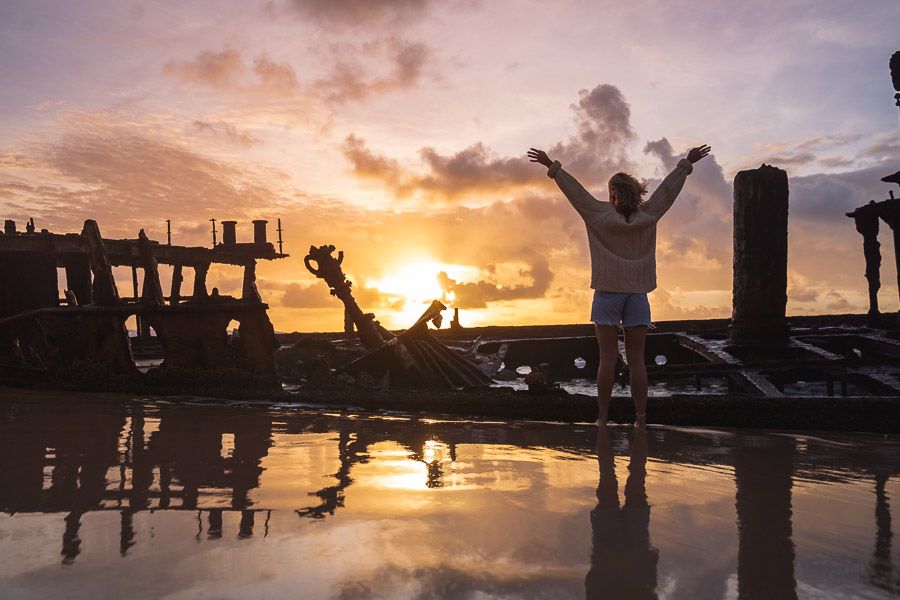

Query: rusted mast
(847, 202), (882, 325)
(304, 245), (384, 350)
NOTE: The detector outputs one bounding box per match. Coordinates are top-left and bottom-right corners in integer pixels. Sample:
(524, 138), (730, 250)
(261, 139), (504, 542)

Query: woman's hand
(687, 144), (711, 164)
(527, 148), (554, 168)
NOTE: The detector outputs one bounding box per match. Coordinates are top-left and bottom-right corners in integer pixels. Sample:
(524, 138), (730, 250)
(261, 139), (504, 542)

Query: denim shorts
(590, 290), (651, 328)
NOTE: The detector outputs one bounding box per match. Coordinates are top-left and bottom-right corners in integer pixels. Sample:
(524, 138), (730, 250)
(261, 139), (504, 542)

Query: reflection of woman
(585, 426), (658, 599)
(528, 145), (710, 426)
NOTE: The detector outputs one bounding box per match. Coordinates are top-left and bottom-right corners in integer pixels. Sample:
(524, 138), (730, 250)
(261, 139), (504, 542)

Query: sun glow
(366, 260), (476, 327)
(368, 261), (446, 302)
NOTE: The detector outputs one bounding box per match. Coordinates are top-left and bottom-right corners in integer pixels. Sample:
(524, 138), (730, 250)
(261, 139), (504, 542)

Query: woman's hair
(608, 172), (648, 218)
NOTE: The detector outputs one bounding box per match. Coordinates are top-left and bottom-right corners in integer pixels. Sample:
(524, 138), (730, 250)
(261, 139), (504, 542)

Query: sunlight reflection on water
(1, 391), (898, 599)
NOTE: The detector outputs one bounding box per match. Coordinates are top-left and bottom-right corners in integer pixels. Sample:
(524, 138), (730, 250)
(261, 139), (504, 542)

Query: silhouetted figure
(208, 508), (224, 539)
(529, 144), (710, 426)
(239, 510), (255, 538)
(586, 426), (658, 599)
(120, 509), (136, 556)
(61, 511), (83, 565)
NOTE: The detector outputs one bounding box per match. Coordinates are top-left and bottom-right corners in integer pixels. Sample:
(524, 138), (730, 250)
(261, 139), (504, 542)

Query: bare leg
(594, 324), (619, 425)
(624, 325), (648, 427)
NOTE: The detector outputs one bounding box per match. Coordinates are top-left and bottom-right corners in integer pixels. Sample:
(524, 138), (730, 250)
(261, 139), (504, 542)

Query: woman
(527, 144), (710, 427)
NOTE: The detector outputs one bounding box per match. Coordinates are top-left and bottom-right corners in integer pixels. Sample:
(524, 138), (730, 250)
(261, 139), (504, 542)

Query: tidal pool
(1, 390), (898, 599)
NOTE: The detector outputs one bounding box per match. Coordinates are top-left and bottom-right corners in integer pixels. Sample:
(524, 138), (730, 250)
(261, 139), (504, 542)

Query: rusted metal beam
(0, 230), (288, 266)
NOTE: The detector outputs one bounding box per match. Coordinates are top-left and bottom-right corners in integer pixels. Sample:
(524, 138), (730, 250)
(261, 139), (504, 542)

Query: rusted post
(138, 229), (164, 306)
(221, 221), (237, 245)
(170, 264), (183, 305)
(252, 220), (267, 245)
(304, 244), (383, 350)
(847, 202), (882, 326)
(729, 165), (789, 344)
(343, 307), (354, 334)
(876, 202), (900, 312)
(242, 260), (262, 303)
(131, 264), (142, 349)
(193, 263), (210, 300)
(81, 219), (119, 305)
(276, 218), (284, 254)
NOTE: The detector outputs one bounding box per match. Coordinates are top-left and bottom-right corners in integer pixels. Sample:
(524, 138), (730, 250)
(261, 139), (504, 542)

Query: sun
(369, 261), (445, 302)
(366, 260), (475, 327)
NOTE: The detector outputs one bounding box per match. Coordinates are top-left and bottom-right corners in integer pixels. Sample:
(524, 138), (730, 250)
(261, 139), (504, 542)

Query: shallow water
(1, 391), (899, 599)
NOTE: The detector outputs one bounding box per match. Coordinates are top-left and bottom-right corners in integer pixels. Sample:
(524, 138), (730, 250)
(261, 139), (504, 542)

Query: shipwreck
(0, 218), (286, 391)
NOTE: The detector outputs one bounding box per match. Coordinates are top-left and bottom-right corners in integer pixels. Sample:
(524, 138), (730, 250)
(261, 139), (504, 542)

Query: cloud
(750, 132), (869, 171)
(790, 161), (898, 222)
(252, 55), (300, 95)
(858, 137), (900, 162)
(825, 290), (853, 311)
(787, 272), (819, 303)
(818, 156), (855, 168)
(794, 133), (865, 151)
(163, 49), (245, 88)
(286, 0), (435, 27)
(282, 282), (335, 308)
(0, 111), (283, 237)
(166, 41), (423, 107)
(341, 134), (405, 186)
(642, 136), (733, 291)
(191, 120), (261, 147)
(437, 252), (553, 309)
(164, 49), (297, 97)
(648, 289), (727, 320)
(549, 83), (636, 176)
(761, 151), (817, 166)
(342, 82), (638, 202)
(316, 38), (429, 103)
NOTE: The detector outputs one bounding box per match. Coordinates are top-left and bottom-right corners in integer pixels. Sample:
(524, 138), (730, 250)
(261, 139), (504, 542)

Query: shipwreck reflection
(734, 435), (797, 599)
(0, 397), (897, 600)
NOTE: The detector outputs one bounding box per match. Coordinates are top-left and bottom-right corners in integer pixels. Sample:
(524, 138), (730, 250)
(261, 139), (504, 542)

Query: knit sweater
(548, 158), (694, 293)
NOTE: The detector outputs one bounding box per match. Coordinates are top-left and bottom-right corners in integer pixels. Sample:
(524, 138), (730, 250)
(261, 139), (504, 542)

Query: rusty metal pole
(729, 164), (790, 344)
(304, 245), (384, 350)
(847, 202), (882, 326)
(277, 218), (284, 255)
(131, 264), (142, 351)
(877, 204), (900, 312)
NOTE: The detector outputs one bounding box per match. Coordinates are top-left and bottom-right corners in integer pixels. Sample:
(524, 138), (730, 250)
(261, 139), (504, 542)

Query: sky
(1, 0), (899, 332)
